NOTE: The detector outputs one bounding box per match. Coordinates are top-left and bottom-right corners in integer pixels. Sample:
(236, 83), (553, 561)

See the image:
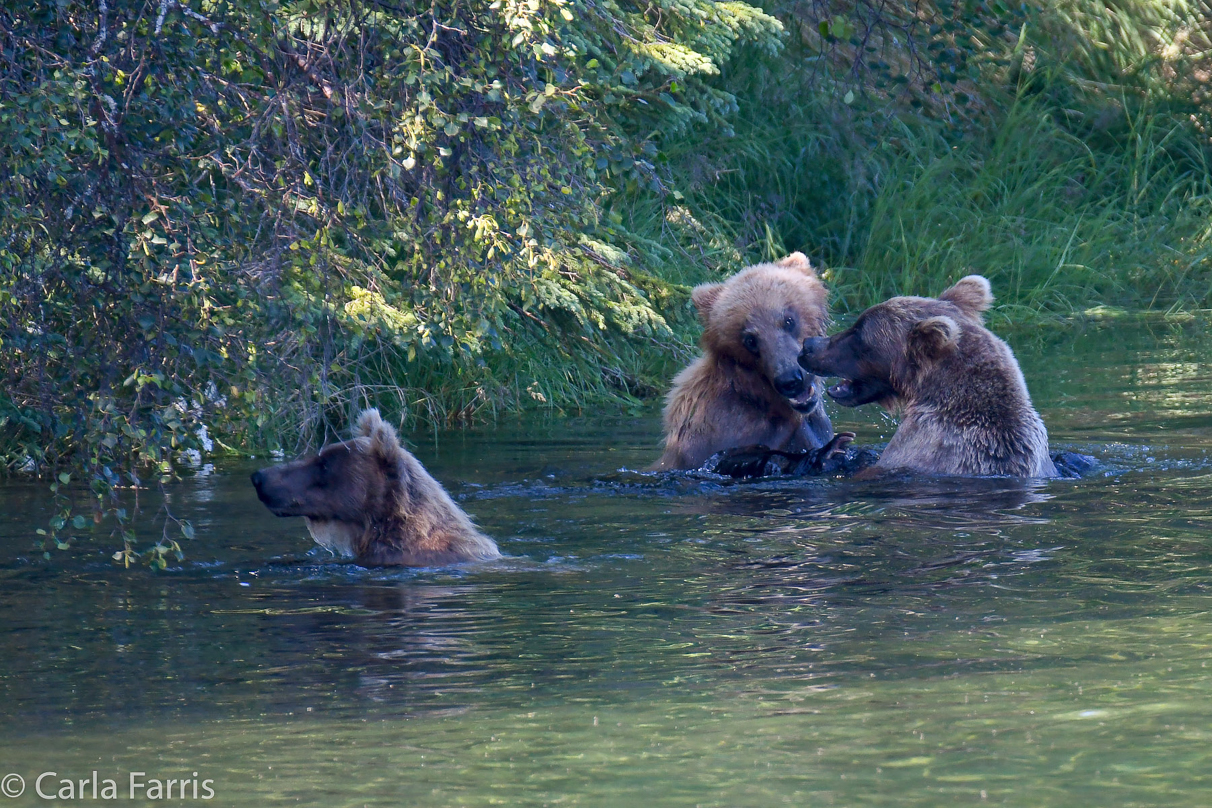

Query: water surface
(4, 317), (1212, 805)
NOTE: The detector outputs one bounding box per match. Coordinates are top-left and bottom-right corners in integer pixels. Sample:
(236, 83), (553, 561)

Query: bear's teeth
(828, 381), (853, 397)
(790, 395), (818, 412)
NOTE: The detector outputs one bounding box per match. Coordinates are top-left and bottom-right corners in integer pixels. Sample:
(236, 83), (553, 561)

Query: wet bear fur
(799, 276), (1058, 477)
(653, 253), (835, 471)
(251, 409), (500, 565)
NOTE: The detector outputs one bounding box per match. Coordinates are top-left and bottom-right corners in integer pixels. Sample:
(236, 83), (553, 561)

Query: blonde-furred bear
(251, 409), (500, 565)
(653, 252), (836, 470)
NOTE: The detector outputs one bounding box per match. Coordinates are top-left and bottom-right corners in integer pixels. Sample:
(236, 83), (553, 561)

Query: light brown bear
(251, 409), (500, 566)
(798, 276), (1058, 477)
(653, 252), (842, 471)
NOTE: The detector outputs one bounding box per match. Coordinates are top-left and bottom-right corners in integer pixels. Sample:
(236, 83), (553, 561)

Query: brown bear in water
(798, 275), (1058, 477)
(653, 252), (845, 471)
(251, 409), (500, 566)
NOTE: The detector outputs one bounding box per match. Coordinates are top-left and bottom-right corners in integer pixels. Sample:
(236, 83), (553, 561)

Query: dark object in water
(706, 432), (878, 479)
(1052, 450), (1098, 479)
(710, 442), (1097, 481)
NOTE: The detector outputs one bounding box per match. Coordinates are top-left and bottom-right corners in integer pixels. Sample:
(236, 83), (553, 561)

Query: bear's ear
(691, 283), (724, 325)
(356, 408), (400, 461)
(356, 408), (383, 438)
(776, 252), (816, 276)
(908, 316), (960, 363)
(939, 275), (993, 317)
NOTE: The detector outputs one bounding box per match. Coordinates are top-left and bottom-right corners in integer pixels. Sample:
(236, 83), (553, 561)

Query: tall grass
(641, 41), (1212, 321)
(848, 100), (1212, 315)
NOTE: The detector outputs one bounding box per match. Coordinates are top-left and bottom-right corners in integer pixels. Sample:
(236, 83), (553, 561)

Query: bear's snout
(251, 467), (295, 513)
(798, 337), (830, 373)
(772, 368), (806, 399)
(251, 468), (280, 508)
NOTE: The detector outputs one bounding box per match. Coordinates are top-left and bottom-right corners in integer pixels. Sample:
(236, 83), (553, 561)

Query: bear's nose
(799, 336), (828, 357)
(773, 368), (806, 398)
(250, 469), (266, 491)
(799, 337), (828, 371)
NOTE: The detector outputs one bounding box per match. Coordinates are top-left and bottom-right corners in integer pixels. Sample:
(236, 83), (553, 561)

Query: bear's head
(798, 275), (993, 408)
(251, 409), (405, 526)
(691, 252), (829, 412)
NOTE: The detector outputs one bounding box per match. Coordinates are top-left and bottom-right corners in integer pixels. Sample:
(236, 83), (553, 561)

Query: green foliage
(846, 101), (1212, 314)
(0, 0), (777, 561)
(645, 0), (1212, 318)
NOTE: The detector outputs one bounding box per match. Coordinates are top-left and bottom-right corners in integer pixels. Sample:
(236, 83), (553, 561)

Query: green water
(5, 317), (1212, 806)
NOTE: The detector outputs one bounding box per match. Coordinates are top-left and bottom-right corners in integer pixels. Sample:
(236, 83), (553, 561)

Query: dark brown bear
(251, 409), (500, 565)
(653, 252), (841, 471)
(798, 276), (1058, 477)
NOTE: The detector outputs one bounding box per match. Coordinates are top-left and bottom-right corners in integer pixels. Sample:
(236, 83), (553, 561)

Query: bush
(0, 0), (781, 559)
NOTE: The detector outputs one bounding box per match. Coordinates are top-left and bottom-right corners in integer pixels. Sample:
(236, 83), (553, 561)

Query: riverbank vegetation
(3, 0), (1212, 557)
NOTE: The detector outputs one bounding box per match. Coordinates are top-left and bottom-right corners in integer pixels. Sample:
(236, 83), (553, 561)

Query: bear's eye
(742, 333), (759, 355)
(783, 316), (796, 333)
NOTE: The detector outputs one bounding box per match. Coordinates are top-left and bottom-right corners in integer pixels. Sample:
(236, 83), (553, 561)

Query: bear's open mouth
(826, 377), (896, 408)
(788, 392), (820, 413)
(827, 380), (854, 400)
(826, 379), (866, 408)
